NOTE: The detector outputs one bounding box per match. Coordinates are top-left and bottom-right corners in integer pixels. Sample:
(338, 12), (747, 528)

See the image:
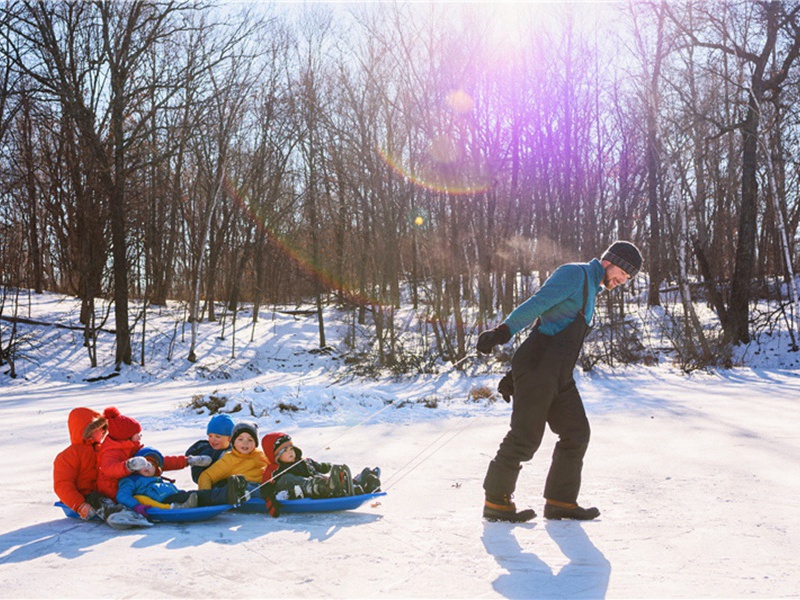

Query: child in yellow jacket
(197, 422), (267, 499)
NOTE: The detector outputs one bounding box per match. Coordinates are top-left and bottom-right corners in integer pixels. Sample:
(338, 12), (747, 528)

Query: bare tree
(667, 1), (800, 344)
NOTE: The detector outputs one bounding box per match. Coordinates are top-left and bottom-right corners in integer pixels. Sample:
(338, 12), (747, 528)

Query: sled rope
(244, 354), (493, 502)
(380, 413), (482, 492)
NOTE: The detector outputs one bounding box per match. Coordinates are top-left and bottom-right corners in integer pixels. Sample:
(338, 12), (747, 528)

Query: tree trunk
(727, 93), (760, 345)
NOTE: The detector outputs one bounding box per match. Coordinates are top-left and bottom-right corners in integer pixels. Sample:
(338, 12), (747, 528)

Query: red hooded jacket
(53, 408), (104, 512)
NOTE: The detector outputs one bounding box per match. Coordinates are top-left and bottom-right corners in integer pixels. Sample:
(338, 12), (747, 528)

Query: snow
(1, 291), (799, 598)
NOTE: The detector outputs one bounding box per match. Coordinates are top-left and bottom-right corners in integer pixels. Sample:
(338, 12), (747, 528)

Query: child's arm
(115, 477), (142, 510)
(197, 454), (232, 490)
(99, 447), (136, 480)
(53, 450), (88, 512)
(307, 458), (332, 474)
(186, 441), (212, 483)
(163, 454), (189, 472)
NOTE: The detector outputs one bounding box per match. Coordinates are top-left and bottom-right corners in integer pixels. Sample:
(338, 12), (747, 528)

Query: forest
(1, 1), (799, 374)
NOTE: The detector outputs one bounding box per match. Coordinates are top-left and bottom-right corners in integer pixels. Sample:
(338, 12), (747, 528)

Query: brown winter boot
(543, 499), (600, 520)
(483, 494), (536, 522)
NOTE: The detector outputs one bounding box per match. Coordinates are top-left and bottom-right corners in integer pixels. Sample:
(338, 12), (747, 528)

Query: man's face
(602, 264), (632, 290)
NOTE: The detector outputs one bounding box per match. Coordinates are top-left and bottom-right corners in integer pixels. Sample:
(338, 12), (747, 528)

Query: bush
(468, 385), (494, 402)
(187, 393), (241, 414)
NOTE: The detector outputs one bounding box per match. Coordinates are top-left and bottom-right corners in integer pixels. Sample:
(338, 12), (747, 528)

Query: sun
(490, 2), (532, 49)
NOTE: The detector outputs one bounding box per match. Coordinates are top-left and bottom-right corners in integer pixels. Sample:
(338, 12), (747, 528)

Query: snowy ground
(1, 293), (799, 598)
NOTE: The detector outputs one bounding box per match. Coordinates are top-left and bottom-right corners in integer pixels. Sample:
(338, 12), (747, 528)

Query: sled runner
(54, 501), (229, 524)
(236, 491), (387, 514)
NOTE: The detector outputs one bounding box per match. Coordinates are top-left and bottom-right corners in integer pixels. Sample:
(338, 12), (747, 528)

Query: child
(197, 421), (267, 499)
(185, 414), (234, 485)
(260, 432), (381, 514)
(97, 406), (210, 501)
(53, 407), (152, 529)
(116, 447), (246, 513)
(53, 407), (109, 518)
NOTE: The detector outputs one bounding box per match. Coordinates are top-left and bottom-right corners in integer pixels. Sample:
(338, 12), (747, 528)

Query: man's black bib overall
(484, 269), (592, 504)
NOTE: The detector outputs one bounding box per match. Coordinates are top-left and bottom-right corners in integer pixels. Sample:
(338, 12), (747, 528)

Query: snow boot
(171, 492), (198, 509)
(483, 494), (536, 523)
(330, 465), (354, 497)
(105, 506), (154, 529)
(543, 500), (600, 521)
(353, 467), (381, 494)
(226, 475), (249, 505)
(304, 475), (333, 498)
(287, 485), (304, 500)
(94, 496), (153, 529)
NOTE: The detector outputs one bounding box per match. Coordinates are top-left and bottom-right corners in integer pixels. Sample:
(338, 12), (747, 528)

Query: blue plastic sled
(54, 501), (230, 523)
(237, 492), (387, 514)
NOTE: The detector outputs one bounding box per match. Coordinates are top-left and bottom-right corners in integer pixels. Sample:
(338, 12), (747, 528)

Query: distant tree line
(0, 1), (798, 371)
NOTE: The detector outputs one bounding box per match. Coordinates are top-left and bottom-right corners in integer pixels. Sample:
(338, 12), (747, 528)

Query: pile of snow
(1, 291), (799, 597)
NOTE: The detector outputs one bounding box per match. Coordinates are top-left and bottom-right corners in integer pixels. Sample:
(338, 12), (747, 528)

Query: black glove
(476, 323), (512, 354)
(497, 371), (514, 402)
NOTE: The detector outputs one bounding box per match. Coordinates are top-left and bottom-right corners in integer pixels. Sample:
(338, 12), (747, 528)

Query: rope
(381, 412), (484, 492)
(241, 352), (494, 502)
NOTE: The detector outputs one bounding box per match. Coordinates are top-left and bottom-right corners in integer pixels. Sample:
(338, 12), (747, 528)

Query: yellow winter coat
(197, 447), (268, 489)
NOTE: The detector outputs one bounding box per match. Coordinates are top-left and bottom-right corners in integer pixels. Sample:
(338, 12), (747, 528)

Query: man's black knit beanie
(601, 241), (643, 277)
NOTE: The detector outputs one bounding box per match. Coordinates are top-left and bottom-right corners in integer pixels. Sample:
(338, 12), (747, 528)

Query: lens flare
(377, 146), (491, 196)
(446, 89), (473, 114)
(221, 175), (380, 307)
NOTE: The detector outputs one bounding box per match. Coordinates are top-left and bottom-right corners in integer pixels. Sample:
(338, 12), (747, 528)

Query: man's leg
(483, 333), (558, 521)
(542, 381), (598, 520)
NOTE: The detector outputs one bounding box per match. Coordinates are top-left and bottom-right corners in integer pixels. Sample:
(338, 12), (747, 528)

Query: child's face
(276, 445), (296, 464)
(208, 433), (230, 451)
(131, 432), (142, 443)
(140, 461), (157, 477)
(233, 433), (256, 455)
(88, 425), (108, 445)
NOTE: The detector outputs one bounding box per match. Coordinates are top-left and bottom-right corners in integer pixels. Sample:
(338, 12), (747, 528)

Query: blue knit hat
(135, 446), (164, 475)
(207, 414), (235, 437)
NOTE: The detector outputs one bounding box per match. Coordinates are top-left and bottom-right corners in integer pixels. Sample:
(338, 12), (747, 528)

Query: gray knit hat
(231, 421), (259, 447)
(601, 241), (643, 277)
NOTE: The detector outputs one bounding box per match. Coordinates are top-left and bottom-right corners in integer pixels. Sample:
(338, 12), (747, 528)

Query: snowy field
(1, 292), (799, 598)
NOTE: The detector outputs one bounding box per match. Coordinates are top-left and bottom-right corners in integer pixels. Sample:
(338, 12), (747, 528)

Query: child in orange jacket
(97, 407), (210, 501)
(53, 407), (109, 518)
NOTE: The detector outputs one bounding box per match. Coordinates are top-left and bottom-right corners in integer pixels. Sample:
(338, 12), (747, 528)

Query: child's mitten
(186, 455), (212, 467)
(125, 456), (149, 472)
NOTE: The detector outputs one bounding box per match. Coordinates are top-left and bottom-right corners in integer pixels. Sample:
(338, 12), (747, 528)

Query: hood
(135, 446), (165, 469)
(262, 431), (293, 464)
(67, 407), (103, 445)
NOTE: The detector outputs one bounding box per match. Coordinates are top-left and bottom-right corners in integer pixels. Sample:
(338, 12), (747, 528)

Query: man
(477, 240), (643, 522)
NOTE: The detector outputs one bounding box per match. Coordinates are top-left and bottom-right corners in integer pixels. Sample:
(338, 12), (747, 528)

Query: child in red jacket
(259, 432), (381, 517)
(53, 407), (153, 529)
(97, 407), (210, 501)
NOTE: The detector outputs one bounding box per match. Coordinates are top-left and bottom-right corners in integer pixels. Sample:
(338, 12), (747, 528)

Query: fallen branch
(0, 314), (115, 334)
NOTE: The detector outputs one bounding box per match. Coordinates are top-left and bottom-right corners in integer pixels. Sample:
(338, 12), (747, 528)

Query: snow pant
(274, 473), (320, 499)
(483, 315), (591, 504)
(163, 488), (228, 507)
